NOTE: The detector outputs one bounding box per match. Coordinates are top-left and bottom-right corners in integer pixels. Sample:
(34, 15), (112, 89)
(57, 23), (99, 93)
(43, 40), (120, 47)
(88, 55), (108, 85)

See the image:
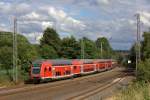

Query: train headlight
(52, 67), (55, 70)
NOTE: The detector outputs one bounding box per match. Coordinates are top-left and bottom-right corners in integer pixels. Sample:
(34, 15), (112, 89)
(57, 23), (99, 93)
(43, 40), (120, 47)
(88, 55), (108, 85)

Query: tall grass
(115, 82), (150, 100)
(0, 69), (29, 86)
(0, 69), (14, 86)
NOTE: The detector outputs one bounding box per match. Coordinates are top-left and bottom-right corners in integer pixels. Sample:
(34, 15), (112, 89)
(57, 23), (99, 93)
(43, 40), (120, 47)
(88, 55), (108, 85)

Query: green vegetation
(137, 59), (150, 82)
(39, 27), (115, 59)
(141, 32), (150, 60)
(137, 32), (150, 81)
(0, 27), (117, 85)
(115, 82), (150, 100)
(60, 36), (81, 59)
(0, 32), (39, 85)
(115, 31), (150, 100)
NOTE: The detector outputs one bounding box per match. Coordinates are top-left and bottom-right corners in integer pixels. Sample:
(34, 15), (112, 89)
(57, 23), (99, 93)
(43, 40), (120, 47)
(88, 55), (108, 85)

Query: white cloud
(142, 11), (150, 18)
(22, 32), (43, 44)
(97, 0), (110, 5)
(21, 11), (48, 21)
(0, 2), (30, 14)
(16, 5), (86, 43)
(42, 21), (53, 29)
(26, 12), (39, 19)
(0, 2), (11, 14)
(15, 3), (30, 13)
(19, 6), (86, 33)
(141, 11), (150, 26)
(0, 23), (10, 32)
(46, 6), (86, 30)
(1, 0), (150, 50)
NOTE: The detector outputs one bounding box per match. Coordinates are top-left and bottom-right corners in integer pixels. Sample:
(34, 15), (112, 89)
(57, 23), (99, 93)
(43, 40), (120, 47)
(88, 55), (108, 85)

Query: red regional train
(30, 59), (117, 83)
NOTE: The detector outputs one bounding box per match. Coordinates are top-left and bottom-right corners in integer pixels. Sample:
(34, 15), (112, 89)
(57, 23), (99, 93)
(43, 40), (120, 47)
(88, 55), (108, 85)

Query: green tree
(40, 27), (61, 52)
(0, 32), (13, 69)
(17, 34), (38, 65)
(95, 37), (113, 58)
(129, 43), (137, 67)
(0, 32), (39, 81)
(137, 59), (150, 81)
(40, 44), (58, 59)
(80, 37), (98, 59)
(131, 31), (150, 81)
(60, 36), (81, 59)
(141, 32), (150, 60)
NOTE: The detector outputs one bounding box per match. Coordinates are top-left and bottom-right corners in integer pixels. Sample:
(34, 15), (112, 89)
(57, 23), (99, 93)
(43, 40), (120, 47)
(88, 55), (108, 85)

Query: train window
(65, 70), (71, 75)
(55, 72), (57, 76)
(49, 67), (51, 71)
(33, 64), (41, 67)
(44, 68), (47, 72)
(74, 66), (77, 70)
(56, 72), (57, 76)
(55, 71), (61, 76)
(32, 67), (40, 74)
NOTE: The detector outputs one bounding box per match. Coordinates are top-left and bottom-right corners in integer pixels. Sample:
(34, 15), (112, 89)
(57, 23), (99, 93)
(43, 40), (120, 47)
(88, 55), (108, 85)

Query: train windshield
(32, 63), (41, 74)
(32, 67), (40, 74)
(33, 63), (41, 67)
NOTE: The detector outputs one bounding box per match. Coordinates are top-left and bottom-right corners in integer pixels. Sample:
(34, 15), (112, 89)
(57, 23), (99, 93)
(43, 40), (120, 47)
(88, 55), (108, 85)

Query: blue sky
(0, 0), (150, 50)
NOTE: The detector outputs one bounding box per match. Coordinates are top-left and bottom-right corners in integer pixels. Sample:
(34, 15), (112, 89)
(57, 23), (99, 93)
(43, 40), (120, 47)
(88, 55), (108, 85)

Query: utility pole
(101, 42), (103, 59)
(108, 37), (112, 59)
(135, 13), (141, 77)
(81, 39), (85, 59)
(13, 17), (18, 83)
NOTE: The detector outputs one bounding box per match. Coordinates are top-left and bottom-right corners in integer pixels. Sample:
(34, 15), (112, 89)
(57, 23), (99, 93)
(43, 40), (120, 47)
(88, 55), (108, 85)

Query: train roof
(45, 59), (72, 65)
(32, 59), (45, 64)
(32, 59), (72, 66)
(32, 59), (115, 65)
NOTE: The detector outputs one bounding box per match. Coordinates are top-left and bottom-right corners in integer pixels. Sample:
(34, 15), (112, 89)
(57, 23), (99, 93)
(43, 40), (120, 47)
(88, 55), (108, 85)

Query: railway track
(0, 67), (133, 100)
(68, 74), (127, 100)
(0, 67), (118, 96)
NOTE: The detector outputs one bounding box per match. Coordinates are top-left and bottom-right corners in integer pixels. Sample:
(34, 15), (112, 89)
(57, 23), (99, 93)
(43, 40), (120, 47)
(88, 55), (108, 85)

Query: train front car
(30, 59), (54, 83)
(30, 60), (44, 83)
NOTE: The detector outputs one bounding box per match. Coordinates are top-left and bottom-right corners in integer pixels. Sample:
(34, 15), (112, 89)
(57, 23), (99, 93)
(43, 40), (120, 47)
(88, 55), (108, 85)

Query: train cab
(30, 59), (74, 82)
(30, 60), (53, 82)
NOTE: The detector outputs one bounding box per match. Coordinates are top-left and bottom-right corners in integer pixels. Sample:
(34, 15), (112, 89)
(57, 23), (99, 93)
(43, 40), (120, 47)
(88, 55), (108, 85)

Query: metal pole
(15, 18), (18, 83)
(13, 17), (15, 82)
(81, 39), (84, 59)
(135, 13), (141, 77)
(138, 14), (141, 61)
(108, 37), (112, 59)
(13, 17), (18, 83)
(101, 42), (103, 59)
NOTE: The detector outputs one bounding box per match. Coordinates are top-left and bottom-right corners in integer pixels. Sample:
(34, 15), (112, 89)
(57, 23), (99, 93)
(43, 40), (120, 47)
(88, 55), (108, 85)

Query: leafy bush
(137, 59), (150, 81)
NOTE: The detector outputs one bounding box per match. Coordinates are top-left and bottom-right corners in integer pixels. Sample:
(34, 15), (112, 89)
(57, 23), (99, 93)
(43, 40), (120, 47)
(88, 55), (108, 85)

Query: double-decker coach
(30, 59), (115, 83)
(31, 59), (74, 82)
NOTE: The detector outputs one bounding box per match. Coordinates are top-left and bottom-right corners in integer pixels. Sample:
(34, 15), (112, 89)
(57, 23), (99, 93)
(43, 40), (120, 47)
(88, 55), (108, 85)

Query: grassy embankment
(114, 81), (150, 100)
(115, 59), (150, 100)
(0, 69), (29, 87)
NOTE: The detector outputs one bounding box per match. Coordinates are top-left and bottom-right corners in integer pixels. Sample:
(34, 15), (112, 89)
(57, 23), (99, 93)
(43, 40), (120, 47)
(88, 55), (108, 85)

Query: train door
(44, 65), (52, 78)
(105, 62), (108, 70)
(73, 65), (81, 74)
